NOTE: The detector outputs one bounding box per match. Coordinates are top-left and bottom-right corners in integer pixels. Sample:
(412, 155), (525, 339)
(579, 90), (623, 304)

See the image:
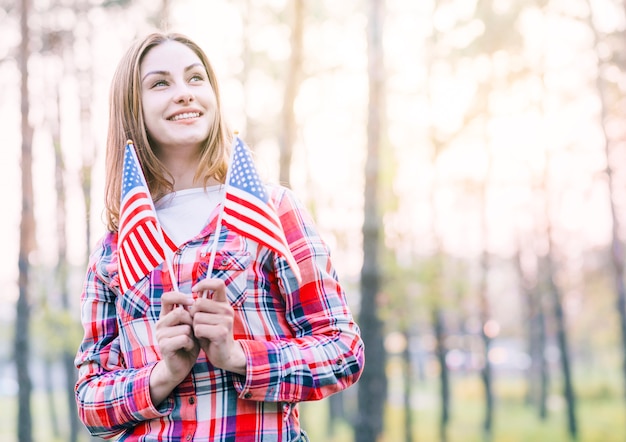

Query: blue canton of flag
(118, 141), (177, 294)
(222, 137), (302, 283)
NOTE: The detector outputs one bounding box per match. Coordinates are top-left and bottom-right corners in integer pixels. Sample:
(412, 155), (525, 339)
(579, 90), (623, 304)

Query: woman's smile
(168, 111), (201, 121)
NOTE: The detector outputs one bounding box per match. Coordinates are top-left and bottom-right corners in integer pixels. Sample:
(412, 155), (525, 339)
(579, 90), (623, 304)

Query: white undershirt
(155, 186), (224, 246)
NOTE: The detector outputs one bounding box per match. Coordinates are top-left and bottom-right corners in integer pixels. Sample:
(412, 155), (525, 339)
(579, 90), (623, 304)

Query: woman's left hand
(190, 278), (247, 375)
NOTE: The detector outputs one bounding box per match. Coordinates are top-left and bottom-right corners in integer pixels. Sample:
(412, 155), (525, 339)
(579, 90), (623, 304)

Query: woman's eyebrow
(184, 63), (204, 73)
(142, 63), (204, 82)
(142, 70), (169, 82)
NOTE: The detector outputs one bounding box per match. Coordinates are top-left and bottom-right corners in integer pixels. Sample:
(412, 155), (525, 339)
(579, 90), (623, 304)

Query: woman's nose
(173, 83), (194, 104)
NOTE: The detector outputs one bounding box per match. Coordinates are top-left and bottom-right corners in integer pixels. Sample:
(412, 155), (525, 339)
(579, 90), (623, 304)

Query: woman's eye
(190, 74), (204, 82)
(152, 79), (168, 88)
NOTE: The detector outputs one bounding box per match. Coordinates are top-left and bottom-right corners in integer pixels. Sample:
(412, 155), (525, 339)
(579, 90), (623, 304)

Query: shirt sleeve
(233, 186), (365, 403)
(74, 236), (173, 439)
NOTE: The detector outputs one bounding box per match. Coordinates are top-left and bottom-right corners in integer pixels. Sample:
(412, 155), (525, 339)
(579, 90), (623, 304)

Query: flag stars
(229, 142), (266, 200)
(122, 148), (144, 198)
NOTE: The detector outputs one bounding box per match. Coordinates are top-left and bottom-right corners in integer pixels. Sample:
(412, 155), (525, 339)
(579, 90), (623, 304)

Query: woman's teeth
(170, 112), (200, 121)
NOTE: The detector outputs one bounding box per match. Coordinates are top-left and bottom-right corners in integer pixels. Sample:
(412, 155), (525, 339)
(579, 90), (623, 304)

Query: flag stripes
(223, 190), (287, 256)
(118, 141), (177, 294)
(220, 136), (302, 283)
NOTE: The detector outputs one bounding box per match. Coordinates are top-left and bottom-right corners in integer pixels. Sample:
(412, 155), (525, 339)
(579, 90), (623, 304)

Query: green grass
(1, 377), (625, 442)
(302, 375), (626, 442)
(0, 392), (82, 442)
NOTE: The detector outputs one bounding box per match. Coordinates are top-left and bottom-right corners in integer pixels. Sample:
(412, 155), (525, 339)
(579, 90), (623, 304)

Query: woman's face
(139, 40), (217, 154)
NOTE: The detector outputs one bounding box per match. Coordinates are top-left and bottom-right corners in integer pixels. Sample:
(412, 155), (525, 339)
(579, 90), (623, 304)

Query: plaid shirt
(75, 185), (364, 441)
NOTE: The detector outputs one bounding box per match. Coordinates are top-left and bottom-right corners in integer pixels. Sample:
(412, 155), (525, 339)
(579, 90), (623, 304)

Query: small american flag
(118, 141), (177, 294)
(222, 137), (302, 283)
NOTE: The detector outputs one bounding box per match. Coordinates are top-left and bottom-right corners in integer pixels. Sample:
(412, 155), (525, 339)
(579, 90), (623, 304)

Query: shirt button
(186, 435), (192, 441)
(221, 257), (229, 266)
(188, 396), (195, 405)
(244, 392), (252, 399)
(336, 358), (344, 366)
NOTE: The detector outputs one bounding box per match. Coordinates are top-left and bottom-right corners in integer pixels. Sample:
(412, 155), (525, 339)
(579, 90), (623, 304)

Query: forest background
(2, 0), (626, 441)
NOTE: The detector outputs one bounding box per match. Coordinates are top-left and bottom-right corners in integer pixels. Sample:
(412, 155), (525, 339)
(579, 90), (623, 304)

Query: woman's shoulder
(265, 183), (299, 206)
(265, 183), (318, 229)
(88, 231), (120, 287)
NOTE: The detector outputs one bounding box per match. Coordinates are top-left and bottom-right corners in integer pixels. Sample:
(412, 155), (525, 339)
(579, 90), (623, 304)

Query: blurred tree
(477, 118), (495, 442)
(585, 0), (626, 406)
(356, 1), (387, 441)
(75, 0), (97, 261)
(525, 4), (578, 439)
(234, 0), (256, 144)
(471, 1), (527, 437)
(14, 0), (35, 440)
(424, 19), (452, 442)
(39, 18), (68, 439)
(380, 150), (416, 441)
(157, 0), (170, 29)
(518, 26), (551, 419)
(542, 179), (578, 440)
(515, 245), (549, 419)
(278, 0), (303, 188)
(36, 1), (101, 439)
(401, 329), (415, 442)
(51, 39), (81, 442)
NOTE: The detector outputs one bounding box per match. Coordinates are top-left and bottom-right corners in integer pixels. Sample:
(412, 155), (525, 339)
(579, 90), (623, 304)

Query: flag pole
(127, 140), (179, 293)
(202, 133), (240, 295)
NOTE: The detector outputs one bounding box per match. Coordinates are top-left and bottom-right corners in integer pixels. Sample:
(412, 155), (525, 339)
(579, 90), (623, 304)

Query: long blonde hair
(103, 32), (232, 232)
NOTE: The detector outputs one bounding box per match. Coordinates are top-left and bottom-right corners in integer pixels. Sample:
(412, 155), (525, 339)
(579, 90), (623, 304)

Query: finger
(192, 278), (227, 302)
(193, 321), (229, 343)
(160, 333), (196, 353)
(157, 323), (193, 341)
(211, 283), (227, 303)
(158, 308), (193, 329)
(160, 292), (193, 316)
(189, 297), (233, 320)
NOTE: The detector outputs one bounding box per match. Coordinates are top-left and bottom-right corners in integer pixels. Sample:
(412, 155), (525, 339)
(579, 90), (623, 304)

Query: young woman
(74, 32), (364, 441)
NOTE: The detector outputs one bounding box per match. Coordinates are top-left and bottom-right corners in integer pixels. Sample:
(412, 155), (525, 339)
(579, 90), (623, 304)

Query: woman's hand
(150, 291), (200, 405)
(190, 278), (246, 376)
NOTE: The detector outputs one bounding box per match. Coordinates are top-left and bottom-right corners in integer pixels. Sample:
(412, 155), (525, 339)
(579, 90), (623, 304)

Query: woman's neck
(157, 146), (202, 191)
(156, 146), (221, 191)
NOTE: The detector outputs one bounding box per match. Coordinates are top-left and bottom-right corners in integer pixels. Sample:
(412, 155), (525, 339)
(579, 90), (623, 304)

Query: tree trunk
(76, 11), (96, 439)
(15, 0), (34, 440)
(402, 329), (414, 442)
(534, 282), (549, 421)
(237, 0), (259, 145)
(542, 148), (577, 439)
(44, 354), (60, 438)
(327, 393), (345, 439)
(478, 203), (494, 441)
(585, 0), (626, 404)
(545, 256), (578, 440)
(478, 302), (493, 441)
(279, 0), (304, 187)
(76, 2), (95, 261)
(158, 0), (170, 29)
(516, 250), (549, 419)
(356, 1), (386, 441)
(433, 308), (449, 442)
(53, 89), (80, 442)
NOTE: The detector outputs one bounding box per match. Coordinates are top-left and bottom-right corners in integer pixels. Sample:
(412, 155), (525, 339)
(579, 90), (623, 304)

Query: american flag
(222, 137), (302, 283)
(118, 141), (177, 294)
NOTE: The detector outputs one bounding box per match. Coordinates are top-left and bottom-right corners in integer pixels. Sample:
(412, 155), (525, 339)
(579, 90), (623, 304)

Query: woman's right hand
(149, 291), (200, 406)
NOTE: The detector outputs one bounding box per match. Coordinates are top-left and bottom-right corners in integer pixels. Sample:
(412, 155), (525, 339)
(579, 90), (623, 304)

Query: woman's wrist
(226, 341), (247, 375)
(209, 341), (247, 376)
(149, 361), (188, 406)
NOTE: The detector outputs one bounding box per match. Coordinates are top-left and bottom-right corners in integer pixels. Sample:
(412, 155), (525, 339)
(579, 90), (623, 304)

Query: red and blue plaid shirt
(75, 185), (364, 441)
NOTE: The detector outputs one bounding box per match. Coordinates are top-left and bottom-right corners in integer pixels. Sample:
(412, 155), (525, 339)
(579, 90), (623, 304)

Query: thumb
(211, 282), (228, 303)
